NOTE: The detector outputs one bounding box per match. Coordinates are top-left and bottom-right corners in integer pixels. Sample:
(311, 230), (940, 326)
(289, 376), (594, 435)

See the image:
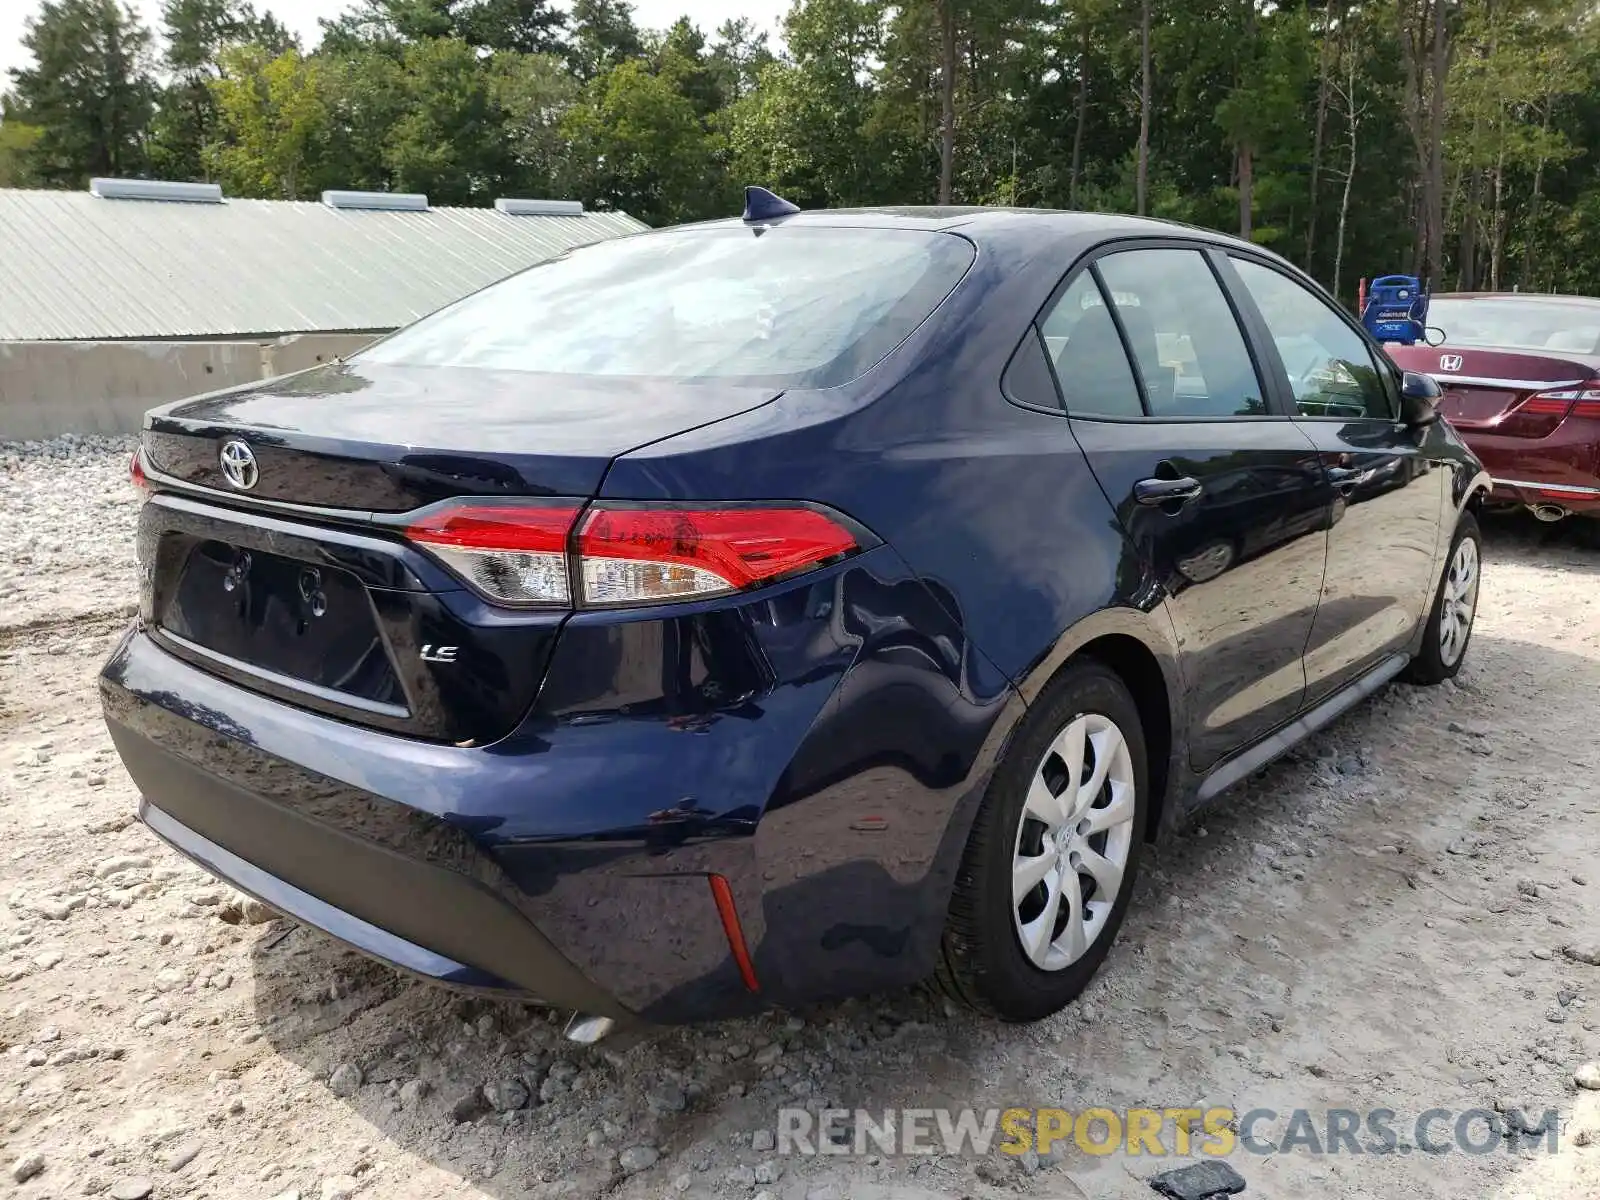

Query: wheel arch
(1014, 607), (1187, 844)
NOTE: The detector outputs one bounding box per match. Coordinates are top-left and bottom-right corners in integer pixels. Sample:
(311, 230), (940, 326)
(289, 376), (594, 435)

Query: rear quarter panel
(598, 235), (1193, 992)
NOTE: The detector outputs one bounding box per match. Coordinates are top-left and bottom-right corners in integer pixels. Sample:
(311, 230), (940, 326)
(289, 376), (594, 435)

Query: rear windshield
(359, 225), (976, 387)
(1430, 297), (1600, 354)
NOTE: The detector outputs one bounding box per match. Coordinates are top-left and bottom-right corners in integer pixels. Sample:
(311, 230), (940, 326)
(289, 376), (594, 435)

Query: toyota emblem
(218, 439), (259, 490)
(1438, 354), (1463, 372)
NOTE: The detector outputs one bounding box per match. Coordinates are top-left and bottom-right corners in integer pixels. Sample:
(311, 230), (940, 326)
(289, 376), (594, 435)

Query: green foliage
(566, 0), (643, 80)
(6, 0), (155, 184)
(561, 57), (724, 224)
(207, 45), (333, 197)
(0, 106), (45, 187)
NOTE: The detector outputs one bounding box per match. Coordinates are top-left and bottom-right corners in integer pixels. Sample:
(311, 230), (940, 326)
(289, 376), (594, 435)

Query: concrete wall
(0, 332), (382, 441)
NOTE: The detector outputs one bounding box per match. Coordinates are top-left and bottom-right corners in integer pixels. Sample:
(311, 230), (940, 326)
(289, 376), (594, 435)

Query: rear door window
(359, 226), (976, 388)
(1095, 249), (1269, 418)
(1232, 257), (1397, 420)
(1037, 272), (1144, 418)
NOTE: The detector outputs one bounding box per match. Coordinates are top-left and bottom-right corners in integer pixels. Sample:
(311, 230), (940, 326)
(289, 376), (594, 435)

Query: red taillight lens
(403, 499), (863, 608)
(129, 448), (150, 495)
(576, 505), (858, 605)
(1523, 387), (1600, 417)
(404, 502), (580, 605)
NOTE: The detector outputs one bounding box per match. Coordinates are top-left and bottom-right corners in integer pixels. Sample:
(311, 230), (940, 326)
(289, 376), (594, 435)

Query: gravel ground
(3, 438), (1600, 1200)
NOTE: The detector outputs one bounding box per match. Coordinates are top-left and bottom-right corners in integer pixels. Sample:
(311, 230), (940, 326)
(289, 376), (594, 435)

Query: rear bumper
(99, 545), (1018, 1021)
(1486, 476), (1600, 514)
(1460, 427), (1600, 515)
(110, 675), (632, 1015)
(101, 627), (765, 1022)
(139, 798), (557, 1000)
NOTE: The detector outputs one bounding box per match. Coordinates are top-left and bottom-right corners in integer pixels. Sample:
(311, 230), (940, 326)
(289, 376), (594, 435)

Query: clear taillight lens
(404, 502), (580, 605)
(403, 500), (863, 608)
(577, 506), (859, 605)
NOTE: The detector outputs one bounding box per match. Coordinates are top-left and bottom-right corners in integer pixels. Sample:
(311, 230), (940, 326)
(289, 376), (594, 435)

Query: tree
(383, 37), (507, 202)
(567, 0), (644, 80)
(655, 18), (723, 119)
(207, 45), (333, 197)
(1397, 0), (1453, 284)
(6, 0), (155, 185)
(491, 51), (580, 195)
(1329, 29), (1369, 305)
(147, 0), (294, 180)
(319, 0), (564, 56)
(454, 0), (566, 54)
(0, 101), (45, 186)
(561, 57), (722, 224)
(1135, 0), (1150, 215)
(935, 0), (957, 203)
(726, 0), (896, 207)
(709, 18), (774, 103)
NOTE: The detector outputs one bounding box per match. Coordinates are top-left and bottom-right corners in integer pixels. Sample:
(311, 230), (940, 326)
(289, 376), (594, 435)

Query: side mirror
(1400, 371), (1441, 427)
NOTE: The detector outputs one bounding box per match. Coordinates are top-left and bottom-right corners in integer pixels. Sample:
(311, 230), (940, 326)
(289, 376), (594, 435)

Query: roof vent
(495, 198), (584, 217)
(91, 178), (223, 204)
(321, 190), (429, 212)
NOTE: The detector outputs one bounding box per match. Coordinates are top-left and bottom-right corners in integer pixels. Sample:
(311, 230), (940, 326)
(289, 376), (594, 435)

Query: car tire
(934, 659), (1149, 1021)
(1403, 511), (1482, 686)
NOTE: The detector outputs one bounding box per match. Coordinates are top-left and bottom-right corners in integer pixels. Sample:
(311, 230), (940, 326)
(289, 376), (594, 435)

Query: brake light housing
(405, 501), (581, 605)
(403, 499), (870, 608)
(1523, 387), (1600, 418)
(577, 505), (860, 605)
(1498, 386), (1600, 438)
(129, 447), (150, 496)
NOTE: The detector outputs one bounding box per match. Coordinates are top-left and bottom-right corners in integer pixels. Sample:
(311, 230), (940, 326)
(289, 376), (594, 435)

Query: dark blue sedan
(102, 193), (1489, 1033)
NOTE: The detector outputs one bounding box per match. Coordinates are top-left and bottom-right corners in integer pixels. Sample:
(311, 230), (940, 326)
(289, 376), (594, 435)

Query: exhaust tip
(1530, 503), (1567, 523)
(563, 1013), (616, 1044)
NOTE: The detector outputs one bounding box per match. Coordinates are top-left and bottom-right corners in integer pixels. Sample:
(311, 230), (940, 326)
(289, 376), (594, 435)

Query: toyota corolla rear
(99, 219), (988, 1026)
(1388, 293), (1600, 521)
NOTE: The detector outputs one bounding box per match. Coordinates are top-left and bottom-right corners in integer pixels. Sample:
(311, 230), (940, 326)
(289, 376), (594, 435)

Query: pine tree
(7, 0), (156, 185)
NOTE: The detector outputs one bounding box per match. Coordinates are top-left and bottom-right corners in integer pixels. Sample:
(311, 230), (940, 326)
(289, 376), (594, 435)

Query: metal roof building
(0, 183), (647, 342)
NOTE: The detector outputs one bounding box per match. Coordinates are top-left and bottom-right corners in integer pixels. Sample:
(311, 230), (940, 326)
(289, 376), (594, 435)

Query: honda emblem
(1438, 354), (1463, 372)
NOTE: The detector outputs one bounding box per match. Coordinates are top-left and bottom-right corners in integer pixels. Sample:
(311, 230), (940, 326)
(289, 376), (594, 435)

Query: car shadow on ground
(1479, 508), (1600, 566)
(241, 609), (1600, 1199)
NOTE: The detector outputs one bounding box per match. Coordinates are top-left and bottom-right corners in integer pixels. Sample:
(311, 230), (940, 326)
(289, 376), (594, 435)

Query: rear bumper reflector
(708, 873), (760, 993)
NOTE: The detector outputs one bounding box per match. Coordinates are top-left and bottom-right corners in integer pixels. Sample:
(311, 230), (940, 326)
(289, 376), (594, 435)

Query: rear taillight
(405, 502), (581, 605)
(577, 506), (858, 605)
(129, 448), (150, 495)
(1523, 388), (1600, 418)
(404, 500), (863, 608)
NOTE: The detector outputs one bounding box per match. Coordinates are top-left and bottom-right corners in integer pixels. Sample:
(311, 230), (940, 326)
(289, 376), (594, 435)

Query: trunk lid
(143, 361), (782, 509)
(1386, 344), (1600, 432)
(137, 362), (782, 743)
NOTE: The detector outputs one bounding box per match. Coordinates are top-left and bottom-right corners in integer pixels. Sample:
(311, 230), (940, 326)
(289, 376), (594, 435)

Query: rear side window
(1037, 272), (1143, 418)
(359, 226), (975, 388)
(1096, 249), (1268, 417)
(1232, 258), (1397, 420)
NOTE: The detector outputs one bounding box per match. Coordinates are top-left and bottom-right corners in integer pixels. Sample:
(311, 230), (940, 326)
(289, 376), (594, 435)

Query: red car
(1388, 292), (1600, 531)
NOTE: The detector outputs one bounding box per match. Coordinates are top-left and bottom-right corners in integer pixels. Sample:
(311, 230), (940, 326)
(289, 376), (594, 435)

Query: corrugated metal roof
(0, 188), (648, 341)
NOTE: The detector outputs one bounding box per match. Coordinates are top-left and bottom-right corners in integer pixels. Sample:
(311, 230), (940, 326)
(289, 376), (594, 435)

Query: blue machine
(1361, 274), (1430, 345)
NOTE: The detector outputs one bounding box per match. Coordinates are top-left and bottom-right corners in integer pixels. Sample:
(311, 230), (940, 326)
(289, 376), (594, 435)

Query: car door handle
(1134, 476), (1203, 507)
(1326, 466), (1376, 491)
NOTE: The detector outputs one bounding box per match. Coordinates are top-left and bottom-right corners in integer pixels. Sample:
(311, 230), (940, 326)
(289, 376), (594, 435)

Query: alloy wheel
(1439, 535), (1479, 667)
(1010, 712), (1137, 972)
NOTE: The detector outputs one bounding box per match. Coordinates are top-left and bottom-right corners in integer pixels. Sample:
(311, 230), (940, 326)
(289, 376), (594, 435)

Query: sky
(0, 0), (789, 81)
